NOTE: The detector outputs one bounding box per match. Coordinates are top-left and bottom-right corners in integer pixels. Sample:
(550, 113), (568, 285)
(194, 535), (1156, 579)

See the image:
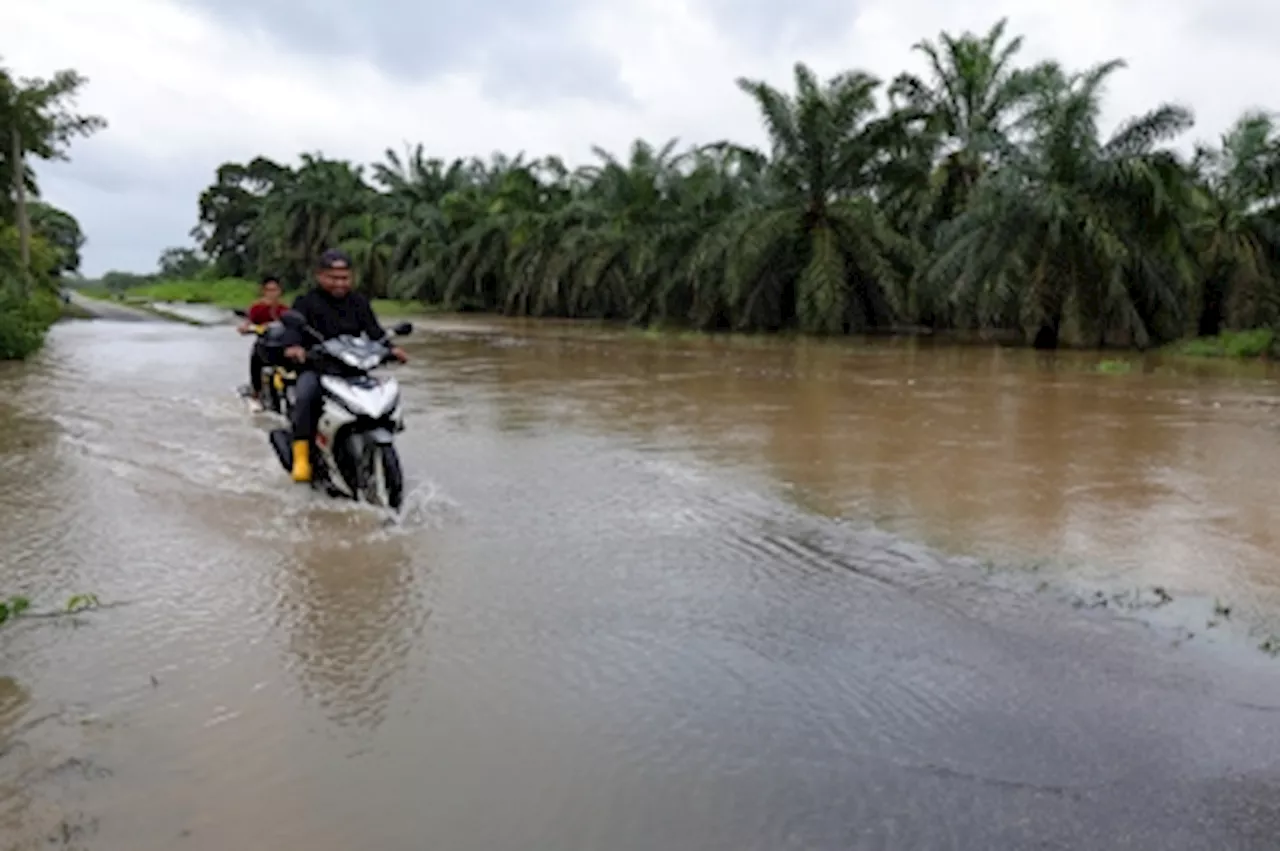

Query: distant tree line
(105, 21), (1280, 350)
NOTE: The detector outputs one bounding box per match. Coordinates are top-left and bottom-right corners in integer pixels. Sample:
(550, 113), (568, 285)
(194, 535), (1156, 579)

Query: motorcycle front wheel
(360, 443), (404, 511)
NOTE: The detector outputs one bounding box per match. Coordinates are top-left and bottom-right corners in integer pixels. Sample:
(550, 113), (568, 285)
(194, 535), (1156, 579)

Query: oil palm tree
(1189, 111), (1280, 335)
(690, 63), (915, 334)
(889, 19), (1050, 222)
(928, 59), (1195, 348)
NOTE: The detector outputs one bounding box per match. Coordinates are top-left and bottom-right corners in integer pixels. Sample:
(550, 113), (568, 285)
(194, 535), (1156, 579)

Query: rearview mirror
(232, 308), (247, 318)
(392, 322), (413, 336)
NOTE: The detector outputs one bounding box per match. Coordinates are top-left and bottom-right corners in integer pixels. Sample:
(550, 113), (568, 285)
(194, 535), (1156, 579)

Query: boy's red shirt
(247, 301), (287, 325)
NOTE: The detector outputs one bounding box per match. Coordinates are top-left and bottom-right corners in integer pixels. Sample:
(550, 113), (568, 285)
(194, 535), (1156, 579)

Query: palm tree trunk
(12, 126), (31, 296)
(1196, 276), (1224, 337)
(1033, 285), (1064, 350)
(1031, 319), (1060, 349)
(1029, 253), (1062, 349)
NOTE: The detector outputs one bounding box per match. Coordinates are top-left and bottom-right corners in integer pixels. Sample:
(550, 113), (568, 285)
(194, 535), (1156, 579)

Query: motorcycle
(265, 310), (414, 511)
(233, 309), (298, 418)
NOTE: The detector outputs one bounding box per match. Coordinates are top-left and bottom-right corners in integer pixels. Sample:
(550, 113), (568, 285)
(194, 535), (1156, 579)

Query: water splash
(243, 479), (459, 544)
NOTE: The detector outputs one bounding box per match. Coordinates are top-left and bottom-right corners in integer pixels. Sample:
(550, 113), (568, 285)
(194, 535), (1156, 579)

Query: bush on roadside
(0, 287), (62, 360)
(0, 225), (65, 360)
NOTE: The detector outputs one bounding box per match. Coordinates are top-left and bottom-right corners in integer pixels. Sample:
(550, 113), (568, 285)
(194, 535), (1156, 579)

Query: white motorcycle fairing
(314, 375), (404, 498)
(320, 375), (401, 420)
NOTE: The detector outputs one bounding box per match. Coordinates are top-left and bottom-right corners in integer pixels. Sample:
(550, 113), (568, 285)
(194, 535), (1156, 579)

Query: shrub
(0, 288), (62, 360)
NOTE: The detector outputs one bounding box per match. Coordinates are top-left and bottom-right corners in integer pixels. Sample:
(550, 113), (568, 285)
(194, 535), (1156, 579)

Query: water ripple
(2, 320), (1280, 850)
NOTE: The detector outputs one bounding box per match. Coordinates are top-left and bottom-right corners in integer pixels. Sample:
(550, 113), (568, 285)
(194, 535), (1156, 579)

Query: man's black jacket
(277, 288), (386, 349)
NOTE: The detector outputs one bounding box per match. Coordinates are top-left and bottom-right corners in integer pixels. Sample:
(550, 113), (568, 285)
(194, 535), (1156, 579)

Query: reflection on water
(441, 327), (1280, 615)
(1, 316), (1279, 850)
(278, 534), (427, 731)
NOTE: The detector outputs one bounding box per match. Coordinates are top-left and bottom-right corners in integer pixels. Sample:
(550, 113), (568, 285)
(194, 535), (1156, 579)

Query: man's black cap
(316, 248), (352, 270)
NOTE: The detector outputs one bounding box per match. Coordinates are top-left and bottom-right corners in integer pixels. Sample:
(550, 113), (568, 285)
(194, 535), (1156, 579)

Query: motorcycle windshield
(322, 336), (385, 371)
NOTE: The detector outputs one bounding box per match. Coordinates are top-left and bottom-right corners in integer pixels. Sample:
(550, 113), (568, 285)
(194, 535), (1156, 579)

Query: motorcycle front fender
(365, 427), (396, 445)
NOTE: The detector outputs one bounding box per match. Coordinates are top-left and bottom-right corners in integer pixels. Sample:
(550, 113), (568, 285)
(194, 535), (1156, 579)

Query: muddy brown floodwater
(3, 315), (1280, 850)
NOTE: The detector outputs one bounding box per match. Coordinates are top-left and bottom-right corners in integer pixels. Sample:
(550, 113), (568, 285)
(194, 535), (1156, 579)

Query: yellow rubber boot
(291, 439), (312, 483)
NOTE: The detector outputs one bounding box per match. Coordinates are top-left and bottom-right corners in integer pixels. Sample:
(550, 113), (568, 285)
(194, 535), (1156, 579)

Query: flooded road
(3, 316), (1280, 850)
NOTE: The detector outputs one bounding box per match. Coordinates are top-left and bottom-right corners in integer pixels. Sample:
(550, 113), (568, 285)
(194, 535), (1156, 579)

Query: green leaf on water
(65, 593), (100, 613)
(0, 596), (31, 626)
(1095, 359), (1133, 374)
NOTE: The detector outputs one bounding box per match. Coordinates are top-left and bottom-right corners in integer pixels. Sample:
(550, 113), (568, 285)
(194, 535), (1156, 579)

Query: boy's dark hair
(260, 275), (281, 288)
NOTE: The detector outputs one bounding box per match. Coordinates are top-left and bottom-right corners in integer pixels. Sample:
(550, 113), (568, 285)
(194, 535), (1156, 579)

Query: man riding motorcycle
(277, 249), (408, 483)
(237, 275), (287, 409)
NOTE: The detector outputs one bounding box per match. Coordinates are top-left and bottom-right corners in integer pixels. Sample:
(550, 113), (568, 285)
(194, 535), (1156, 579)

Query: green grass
(75, 280), (255, 307)
(82, 278), (439, 317)
(119, 278), (261, 308)
(1095, 358), (1134, 374)
(1166, 329), (1276, 359)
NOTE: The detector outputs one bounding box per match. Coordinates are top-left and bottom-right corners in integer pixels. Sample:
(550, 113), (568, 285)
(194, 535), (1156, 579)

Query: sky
(3, 0), (1276, 276)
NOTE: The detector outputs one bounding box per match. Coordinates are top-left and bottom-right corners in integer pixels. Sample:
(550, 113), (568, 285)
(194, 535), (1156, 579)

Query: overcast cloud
(3, 0), (1277, 275)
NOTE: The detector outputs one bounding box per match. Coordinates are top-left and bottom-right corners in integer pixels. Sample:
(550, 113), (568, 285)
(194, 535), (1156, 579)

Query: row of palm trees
(188, 20), (1280, 349)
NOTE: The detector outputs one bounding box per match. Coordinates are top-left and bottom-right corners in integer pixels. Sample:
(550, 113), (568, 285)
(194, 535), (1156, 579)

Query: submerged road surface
(2, 316), (1280, 850)
(62, 290), (158, 322)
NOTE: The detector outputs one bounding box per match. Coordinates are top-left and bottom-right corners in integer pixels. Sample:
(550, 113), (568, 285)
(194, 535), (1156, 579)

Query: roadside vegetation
(0, 59), (104, 359)
(1164, 328), (1275, 359)
(79, 274), (429, 318)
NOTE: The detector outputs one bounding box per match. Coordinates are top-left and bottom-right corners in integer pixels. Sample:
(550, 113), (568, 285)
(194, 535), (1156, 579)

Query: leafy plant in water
(0, 596), (31, 626)
(65, 593), (100, 613)
(0, 592), (101, 626)
(1095, 359), (1133, 374)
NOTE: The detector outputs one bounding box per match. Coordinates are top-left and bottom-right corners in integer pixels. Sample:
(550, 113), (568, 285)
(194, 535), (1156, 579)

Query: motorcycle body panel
(315, 374), (402, 498)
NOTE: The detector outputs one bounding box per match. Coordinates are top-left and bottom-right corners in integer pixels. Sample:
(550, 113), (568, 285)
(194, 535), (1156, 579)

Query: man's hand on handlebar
(284, 345), (307, 362)
(390, 346), (408, 363)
